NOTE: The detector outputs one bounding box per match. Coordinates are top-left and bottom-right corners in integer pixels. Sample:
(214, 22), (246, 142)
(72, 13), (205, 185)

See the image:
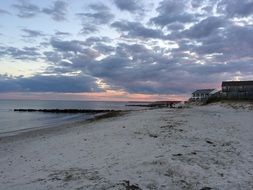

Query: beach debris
(206, 140), (214, 144)
(160, 124), (174, 128)
(47, 168), (101, 182)
(51, 176), (61, 181)
(120, 180), (142, 190)
(149, 134), (158, 138)
(64, 173), (73, 181)
(199, 187), (212, 190)
(172, 153), (182, 156)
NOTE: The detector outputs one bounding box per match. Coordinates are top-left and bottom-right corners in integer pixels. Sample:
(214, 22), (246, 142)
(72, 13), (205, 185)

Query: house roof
(222, 81), (253, 87)
(192, 89), (215, 94)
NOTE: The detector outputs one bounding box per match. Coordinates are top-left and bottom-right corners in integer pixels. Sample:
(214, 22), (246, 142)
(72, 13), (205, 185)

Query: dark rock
(64, 174), (73, 181)
(173, 153), (182, 156)
(51, 176), (61, 181)
(200, 187), (212, 190)
(206, 140), (214, 144)
(121, 180), (142, 190)
(161, 124), (174, 128)
(14, 108), (121, 114)
(149, 134), (158, 138)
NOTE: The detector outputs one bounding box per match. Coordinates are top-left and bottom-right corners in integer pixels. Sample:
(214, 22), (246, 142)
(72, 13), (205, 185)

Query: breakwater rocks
(13, 109), (120, 114)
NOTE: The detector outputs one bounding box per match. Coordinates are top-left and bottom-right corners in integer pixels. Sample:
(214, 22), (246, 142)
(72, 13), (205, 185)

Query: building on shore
(190, 89), (216, 102)
(222, 81), (253, 99)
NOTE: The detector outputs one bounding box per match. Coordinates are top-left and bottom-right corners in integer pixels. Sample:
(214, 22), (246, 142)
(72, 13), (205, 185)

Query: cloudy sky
(0, 0), (253, 101)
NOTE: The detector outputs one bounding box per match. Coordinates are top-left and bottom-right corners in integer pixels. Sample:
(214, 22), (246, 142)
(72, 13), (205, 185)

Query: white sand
(0, 103), (253, 190)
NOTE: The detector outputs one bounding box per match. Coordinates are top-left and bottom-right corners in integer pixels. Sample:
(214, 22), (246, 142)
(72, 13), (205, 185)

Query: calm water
(0, 100), (146, 135)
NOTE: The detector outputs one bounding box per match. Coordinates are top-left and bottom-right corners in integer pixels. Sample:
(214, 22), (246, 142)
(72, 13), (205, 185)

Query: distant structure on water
(222, 81), (253, 100)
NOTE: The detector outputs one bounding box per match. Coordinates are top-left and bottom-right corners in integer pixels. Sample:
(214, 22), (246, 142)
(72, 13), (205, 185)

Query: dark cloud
(3, 0), (253, 95)
(44, 27), (253, 94)
(12, 0), (40, 18)
(77, 3), (114, 25)
(80, 24), (98, 35)
(150, 0), (195, 27)
(87, 44), (187, 94)
(93, 43), (115, 54)
(84, 36), (111, 46)
(76, 3), (114, 35)
(42, 0), (68, 21)
(113, 0), (143, 13)
(0, 46), (40, 60)
(191, 0), (204, 8)
(43, 51), (63, 63)
(180, 23), (253, 63)
(13, 0), (68, 21)
(166, 22), (185, 31)
(21, 29), (45, 38)
(47, 38), (100, 70)
(218, 0), (253, 18)
(0, 75), (22, 92)
(0, 74), (102, 93)
(45, 41), (194, 94)
(0, 9), (11, 15)
(77, 12), (114, 25)
(55, 31), (71, 36)
(111, 21), (165, 39)
(88, 3), (110, 11)
(183, 16), (226, 39)
(50, 38), (85, 53)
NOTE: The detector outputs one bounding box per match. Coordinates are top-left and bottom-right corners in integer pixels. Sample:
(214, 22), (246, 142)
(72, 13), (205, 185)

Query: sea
(0, 100), (147, 135)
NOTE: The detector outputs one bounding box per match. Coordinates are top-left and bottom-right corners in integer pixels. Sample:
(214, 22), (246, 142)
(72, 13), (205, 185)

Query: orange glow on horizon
(0, 90), (188, 102)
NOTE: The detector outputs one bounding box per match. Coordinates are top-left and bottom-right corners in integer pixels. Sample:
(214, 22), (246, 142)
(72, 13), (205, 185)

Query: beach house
(222, 81), (253, 99)
(190, 89), (216, 102)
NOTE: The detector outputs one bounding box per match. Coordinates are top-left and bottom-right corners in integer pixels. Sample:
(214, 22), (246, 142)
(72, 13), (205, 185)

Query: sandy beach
(0, 103), (253, 190)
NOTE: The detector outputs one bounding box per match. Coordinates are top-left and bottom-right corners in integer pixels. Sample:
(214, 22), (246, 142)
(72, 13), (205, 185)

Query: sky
(0, 0), (253, 101)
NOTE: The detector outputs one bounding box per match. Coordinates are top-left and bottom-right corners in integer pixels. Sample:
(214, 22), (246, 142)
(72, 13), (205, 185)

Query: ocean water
(0, 100), (146, 135)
